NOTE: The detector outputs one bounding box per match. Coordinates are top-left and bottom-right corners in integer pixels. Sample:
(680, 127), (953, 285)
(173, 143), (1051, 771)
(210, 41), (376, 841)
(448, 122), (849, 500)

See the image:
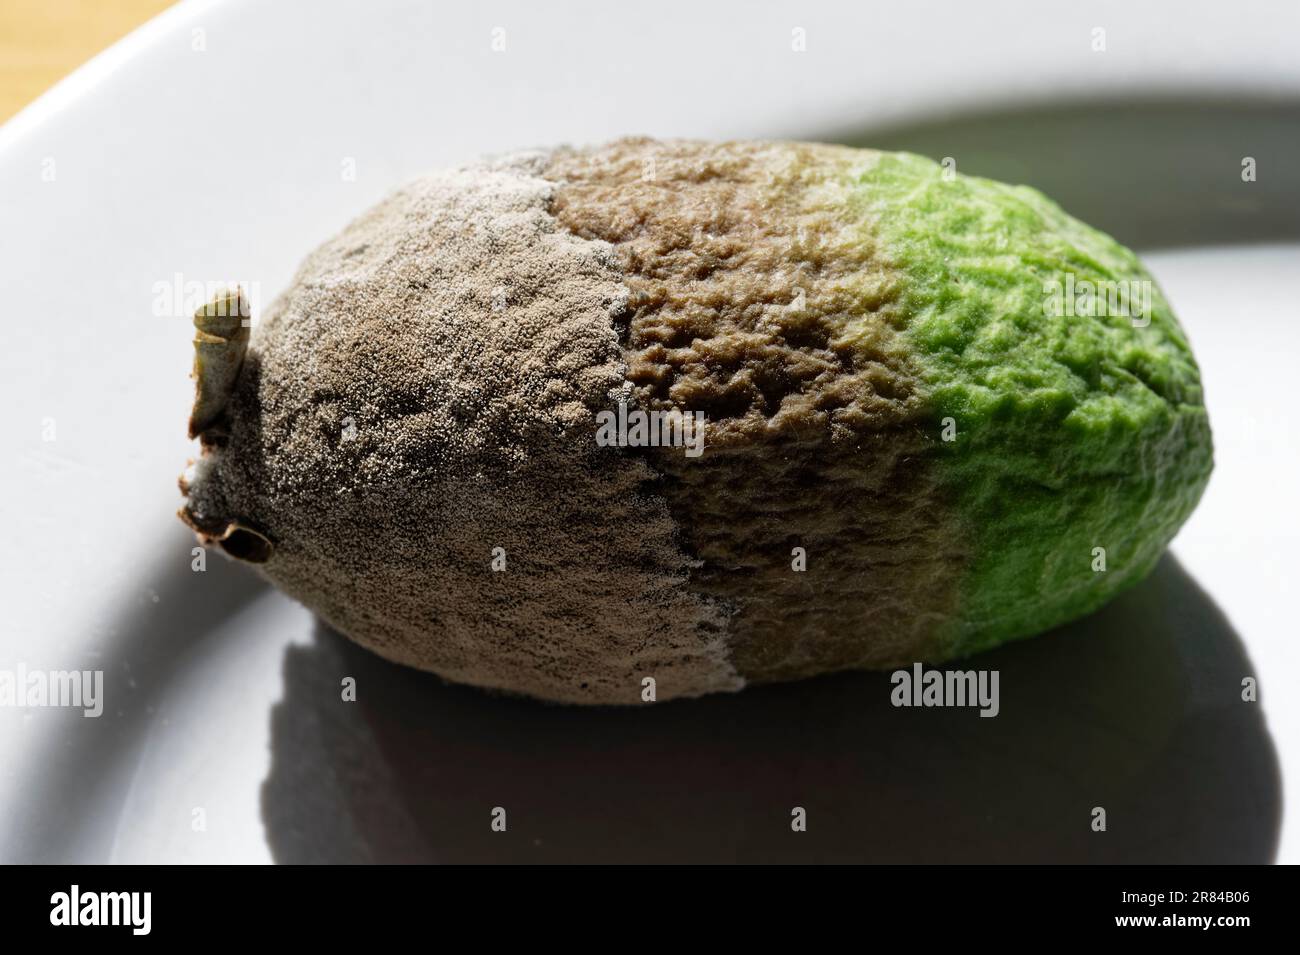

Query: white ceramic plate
(1, 0), (1296, 863)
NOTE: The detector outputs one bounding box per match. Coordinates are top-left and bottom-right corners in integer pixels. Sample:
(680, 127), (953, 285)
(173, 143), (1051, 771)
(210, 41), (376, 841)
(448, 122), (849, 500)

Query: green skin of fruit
(858, 153), (1214, 658)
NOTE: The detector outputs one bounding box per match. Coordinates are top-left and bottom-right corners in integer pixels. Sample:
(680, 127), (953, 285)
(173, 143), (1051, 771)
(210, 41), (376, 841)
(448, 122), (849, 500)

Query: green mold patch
(857, 152), (1213, 657)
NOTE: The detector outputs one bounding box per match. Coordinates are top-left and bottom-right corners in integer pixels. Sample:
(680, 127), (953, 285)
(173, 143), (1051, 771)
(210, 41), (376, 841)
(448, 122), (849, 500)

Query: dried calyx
(179, 288), (274, 563)
(188, 287), (250, 439)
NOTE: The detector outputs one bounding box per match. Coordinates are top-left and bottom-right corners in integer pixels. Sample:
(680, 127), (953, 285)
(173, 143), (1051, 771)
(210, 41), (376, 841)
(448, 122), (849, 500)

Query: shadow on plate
(261, 554), (1280, 863)
(811, 97), (1300, 251)
(4, 527), (268, 863)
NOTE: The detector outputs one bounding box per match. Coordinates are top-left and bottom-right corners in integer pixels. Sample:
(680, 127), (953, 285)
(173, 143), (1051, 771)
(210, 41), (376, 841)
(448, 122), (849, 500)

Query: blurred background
(0, 0), (173, 122)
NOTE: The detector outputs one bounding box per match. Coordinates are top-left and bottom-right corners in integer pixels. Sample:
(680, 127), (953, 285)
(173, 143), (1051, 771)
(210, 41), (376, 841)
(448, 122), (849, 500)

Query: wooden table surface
(0, 0), (175, 123)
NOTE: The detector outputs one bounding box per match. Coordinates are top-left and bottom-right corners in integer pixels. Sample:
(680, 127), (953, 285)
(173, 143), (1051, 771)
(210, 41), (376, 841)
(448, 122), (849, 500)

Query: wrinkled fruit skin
(180, 139), (1213, 704)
